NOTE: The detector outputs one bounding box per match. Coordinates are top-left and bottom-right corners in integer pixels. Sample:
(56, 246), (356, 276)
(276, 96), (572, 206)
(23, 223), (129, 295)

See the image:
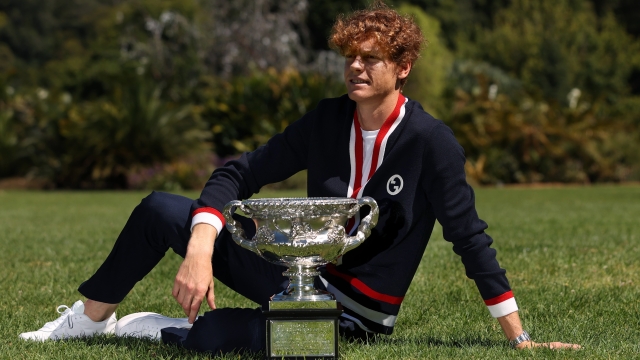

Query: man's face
(343, 39), (406, 104)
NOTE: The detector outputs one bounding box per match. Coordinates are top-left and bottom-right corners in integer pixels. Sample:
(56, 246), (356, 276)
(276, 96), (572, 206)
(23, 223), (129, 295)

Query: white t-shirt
(360, 129), (379, 184)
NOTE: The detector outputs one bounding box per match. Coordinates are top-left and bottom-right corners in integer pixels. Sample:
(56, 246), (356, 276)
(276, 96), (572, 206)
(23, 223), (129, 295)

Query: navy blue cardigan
(191, 94), (516, 334)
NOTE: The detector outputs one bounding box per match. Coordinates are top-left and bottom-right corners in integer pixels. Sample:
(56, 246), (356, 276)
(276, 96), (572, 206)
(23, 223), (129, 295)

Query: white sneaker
(115, 312), (193, 341)
(19, 300), (117, 341)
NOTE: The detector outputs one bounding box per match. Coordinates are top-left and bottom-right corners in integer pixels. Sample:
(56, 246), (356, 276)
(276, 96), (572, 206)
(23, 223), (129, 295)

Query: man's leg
(20, 191), (195, 341)
(103, 195), (290, 353)
(80, 191), (289, 308)
(78, 191), (196, 310)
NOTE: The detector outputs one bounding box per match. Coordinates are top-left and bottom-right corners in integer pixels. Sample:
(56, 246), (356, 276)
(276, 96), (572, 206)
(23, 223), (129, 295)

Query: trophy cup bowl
(223, 197), (379, 359)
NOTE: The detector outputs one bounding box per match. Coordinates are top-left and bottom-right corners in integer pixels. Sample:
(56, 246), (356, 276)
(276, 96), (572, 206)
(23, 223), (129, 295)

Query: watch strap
(510, 330), (531, 348)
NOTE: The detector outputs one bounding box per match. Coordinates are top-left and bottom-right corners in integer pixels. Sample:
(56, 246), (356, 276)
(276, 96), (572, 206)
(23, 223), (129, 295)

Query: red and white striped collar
(347, 93), (407, 199)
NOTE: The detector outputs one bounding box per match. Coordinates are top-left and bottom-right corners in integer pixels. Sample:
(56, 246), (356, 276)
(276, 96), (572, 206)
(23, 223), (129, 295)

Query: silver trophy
(223, 197), (379, 359)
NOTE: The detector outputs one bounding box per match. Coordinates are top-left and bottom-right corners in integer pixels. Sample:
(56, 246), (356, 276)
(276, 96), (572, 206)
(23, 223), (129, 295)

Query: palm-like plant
(51, 78), (209, 188)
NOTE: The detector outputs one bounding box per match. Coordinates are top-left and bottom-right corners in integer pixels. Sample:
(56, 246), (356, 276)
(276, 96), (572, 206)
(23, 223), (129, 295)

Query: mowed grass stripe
(0, 186), (638, 359)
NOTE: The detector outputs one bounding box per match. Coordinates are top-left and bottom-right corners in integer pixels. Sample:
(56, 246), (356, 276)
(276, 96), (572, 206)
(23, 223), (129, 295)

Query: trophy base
(264, 300), (342, 360)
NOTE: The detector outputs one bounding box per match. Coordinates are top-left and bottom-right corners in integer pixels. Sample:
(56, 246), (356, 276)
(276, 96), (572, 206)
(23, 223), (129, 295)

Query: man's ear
(397, 62), (412, 80)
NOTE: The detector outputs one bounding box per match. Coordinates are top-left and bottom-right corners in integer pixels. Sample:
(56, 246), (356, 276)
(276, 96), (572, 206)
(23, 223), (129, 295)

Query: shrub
(127, 152), (216, 191)
(1, 76), (209, 188)
(195, 68), (344, 157)
(450, 76), (640, 184)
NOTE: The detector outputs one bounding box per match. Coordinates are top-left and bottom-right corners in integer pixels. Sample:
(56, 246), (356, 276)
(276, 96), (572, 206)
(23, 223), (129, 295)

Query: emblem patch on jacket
(387, 175), (404, 195)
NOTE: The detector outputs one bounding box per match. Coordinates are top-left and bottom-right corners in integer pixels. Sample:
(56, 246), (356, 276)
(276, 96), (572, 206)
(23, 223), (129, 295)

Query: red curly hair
(328, 1), (425, 86)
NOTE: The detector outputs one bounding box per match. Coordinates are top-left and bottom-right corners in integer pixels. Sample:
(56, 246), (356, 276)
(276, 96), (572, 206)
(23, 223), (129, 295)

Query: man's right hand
(172, 223), (217, 323)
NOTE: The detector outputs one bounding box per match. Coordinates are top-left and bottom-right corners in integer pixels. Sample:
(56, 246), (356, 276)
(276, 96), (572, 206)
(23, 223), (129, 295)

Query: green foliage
(0, 0), (345, 188)
(196, 68), (344, 157)
(397, 4), (454, 118)
(52, 83), (208, 189)
(443, 0), (640, 184)
(449, 74), (640, 184)
(396, 0), (512, 50)
(591, 0), (640, 37)
(0, 0), (211, 188)
(464, 0), (640, 102)
(127, 153), (216, 191)
(0, 99), (17, 177)
(1, 0), (640, 188)
(307, 0), (371, 51)
(1, 78), (208, 188)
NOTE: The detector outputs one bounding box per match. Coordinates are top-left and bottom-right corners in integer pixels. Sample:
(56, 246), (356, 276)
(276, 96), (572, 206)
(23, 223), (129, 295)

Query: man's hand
(173, 253), (215, 323)
(497, 311), (581, 350)
(515, 341), (581, 350)
(172, 223), (217, 324)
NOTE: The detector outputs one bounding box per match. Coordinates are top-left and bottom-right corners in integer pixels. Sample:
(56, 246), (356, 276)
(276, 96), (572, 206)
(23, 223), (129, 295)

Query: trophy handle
(343, 196), (379, 253)
(222, 200), (258, 253)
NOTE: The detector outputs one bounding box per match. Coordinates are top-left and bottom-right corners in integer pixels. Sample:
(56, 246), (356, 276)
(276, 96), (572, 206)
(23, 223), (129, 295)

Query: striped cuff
(484, 290), (519, 318)
(190, 207), (225, 236)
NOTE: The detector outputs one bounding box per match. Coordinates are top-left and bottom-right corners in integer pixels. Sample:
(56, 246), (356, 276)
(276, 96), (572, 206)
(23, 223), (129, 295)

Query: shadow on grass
(67, 335), (264, 359)
(55, 333), (501, 359)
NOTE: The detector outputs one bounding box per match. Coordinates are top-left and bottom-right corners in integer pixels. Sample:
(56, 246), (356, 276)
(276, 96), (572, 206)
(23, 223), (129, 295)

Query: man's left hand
(516, 341), (581, 350)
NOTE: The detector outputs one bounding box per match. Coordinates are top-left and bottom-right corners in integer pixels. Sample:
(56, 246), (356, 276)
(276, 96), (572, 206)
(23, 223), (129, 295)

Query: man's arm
(498, 311), (581, 349)
(175, 103), (320, 323)
(421, 123), (580, 349)
(173, 223), (218, 324)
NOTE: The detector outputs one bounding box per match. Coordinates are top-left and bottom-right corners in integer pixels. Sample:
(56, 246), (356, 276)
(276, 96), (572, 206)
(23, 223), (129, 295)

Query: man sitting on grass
(20, 1), (580, 353)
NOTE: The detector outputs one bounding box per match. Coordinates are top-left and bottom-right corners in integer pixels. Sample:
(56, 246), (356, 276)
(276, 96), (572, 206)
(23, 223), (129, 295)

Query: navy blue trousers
(78, 191), (290, 353)
(78, 192), (371, 354)
(78, 191), (290, 305)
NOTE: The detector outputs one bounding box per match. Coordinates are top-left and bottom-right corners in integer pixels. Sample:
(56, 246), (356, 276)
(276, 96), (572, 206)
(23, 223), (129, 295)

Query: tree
(306, 0), (370, 51)
(465, 0), (640, 103)
(197, 0), (312, 77)
(397, 4), (453, 118)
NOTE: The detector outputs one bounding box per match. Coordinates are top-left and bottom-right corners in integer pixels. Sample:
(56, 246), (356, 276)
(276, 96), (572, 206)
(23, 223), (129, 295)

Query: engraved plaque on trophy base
(264, 300), (342, 359)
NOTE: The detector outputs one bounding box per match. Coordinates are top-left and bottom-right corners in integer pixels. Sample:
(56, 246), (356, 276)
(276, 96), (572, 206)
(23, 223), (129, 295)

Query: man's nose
(350, 56), (364, 70)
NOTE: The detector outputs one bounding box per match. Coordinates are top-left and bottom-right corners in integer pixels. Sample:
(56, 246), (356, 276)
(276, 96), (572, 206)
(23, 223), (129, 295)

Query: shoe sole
(115, 312), (192, 337)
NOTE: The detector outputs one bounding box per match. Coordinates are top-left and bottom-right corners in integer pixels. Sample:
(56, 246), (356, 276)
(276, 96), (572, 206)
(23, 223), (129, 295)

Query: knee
(131, 192), (191, 251)
(135, 191), (187, 227)
(140, 191), (170, 209)
(137, 191), (171, 217)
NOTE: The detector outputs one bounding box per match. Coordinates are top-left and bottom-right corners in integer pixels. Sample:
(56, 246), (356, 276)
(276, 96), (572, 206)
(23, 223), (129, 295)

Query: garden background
(1, 1), (640, 359)
(1, 0), (639, 190)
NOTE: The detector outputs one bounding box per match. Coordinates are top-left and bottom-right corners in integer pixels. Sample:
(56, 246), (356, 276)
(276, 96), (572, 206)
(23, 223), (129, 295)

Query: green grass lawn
(0, 186), (638, 359)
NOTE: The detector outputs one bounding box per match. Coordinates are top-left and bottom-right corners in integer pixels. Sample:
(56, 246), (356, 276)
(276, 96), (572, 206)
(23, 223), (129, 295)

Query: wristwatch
(510, 330), (531, 348)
